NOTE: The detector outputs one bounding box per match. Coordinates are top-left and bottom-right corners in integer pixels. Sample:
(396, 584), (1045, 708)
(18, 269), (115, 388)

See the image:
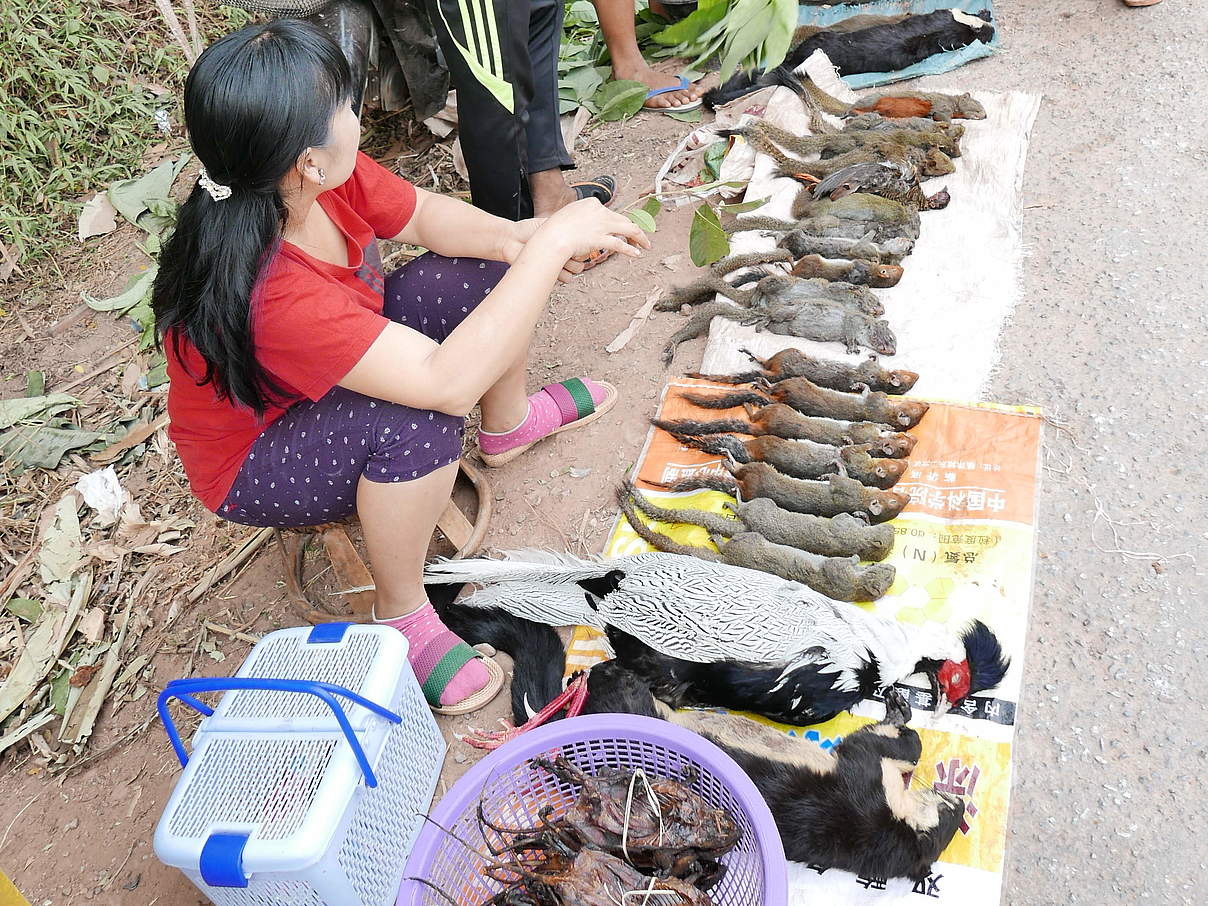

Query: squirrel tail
(652, 417), (752, 436)
(615, 486), (719, 560)
(681, 389), (769, 410)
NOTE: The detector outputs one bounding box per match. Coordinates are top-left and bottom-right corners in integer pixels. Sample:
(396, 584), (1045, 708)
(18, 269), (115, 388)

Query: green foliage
(626, 195), (663, 233)
(0, 0), (248, 268)
(647, 0), (798, 81)
(689, 204), (728, 267)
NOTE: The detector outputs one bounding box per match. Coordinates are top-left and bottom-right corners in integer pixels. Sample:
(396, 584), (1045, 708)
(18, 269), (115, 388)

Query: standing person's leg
(425, 0), (536, 218)
(524, 0), (577, 216)
(593, 0), (704, 110)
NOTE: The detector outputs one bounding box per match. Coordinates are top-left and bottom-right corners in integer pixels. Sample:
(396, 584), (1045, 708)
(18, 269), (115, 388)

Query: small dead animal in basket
(685, 377), (929, 429)
(617, 485), (896, 601)
(662, 462), (911, 524)
(411, 831), (713, 905)
(624, 481), (895, 562)
(666, 430), (907, 490)
(690, 347), (918, 395)
(534, 756), (741, 876)
(655, 404), (916, 458)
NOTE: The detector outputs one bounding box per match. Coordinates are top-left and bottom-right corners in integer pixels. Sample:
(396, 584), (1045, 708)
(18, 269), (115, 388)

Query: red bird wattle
(939, 658), (972, 703)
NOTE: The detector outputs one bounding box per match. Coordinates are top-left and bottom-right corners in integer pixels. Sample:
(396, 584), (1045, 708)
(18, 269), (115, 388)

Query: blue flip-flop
(643, 75), (703, 113)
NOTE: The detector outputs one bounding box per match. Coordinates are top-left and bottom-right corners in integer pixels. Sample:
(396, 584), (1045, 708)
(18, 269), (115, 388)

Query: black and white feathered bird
(424, 551), (1009, 725)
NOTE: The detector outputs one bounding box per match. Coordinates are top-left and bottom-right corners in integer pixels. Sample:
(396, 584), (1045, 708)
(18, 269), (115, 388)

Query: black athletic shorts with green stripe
(425, 0), (574, 219)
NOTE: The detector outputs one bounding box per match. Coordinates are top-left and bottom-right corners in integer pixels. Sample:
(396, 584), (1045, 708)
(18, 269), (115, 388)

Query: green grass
(0, 1), (249, 270)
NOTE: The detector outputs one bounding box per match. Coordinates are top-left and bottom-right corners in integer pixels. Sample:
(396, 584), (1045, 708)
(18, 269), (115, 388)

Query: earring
(318, 168), (326, 185)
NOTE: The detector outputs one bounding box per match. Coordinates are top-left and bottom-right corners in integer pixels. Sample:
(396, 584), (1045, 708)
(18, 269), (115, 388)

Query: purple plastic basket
(398, 713), (787, 906)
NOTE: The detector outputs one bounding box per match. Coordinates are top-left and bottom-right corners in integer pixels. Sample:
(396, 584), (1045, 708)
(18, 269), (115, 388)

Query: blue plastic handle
(157, 678), (401, 788)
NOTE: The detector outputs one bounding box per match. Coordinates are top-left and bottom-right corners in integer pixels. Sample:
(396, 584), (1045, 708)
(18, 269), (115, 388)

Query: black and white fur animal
(705, 9), (994, 110)
(432, 585), (966, 883)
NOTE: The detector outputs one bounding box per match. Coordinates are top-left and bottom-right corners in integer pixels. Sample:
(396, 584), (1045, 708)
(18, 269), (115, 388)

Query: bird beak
(933, 698), (953, 719)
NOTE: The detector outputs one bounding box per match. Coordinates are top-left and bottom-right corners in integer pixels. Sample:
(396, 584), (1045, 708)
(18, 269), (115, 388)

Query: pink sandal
(478, 378), (618, 467)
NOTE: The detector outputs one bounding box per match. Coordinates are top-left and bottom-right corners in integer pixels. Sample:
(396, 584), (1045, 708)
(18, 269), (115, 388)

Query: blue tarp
(797, 0), (998, 89)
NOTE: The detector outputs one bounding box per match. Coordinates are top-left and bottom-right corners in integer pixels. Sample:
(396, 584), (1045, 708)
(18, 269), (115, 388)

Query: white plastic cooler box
(153, 623), (446, 906)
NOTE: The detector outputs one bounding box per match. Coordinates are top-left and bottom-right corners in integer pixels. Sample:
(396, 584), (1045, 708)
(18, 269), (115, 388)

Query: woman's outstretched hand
(540, 198), (652, 263)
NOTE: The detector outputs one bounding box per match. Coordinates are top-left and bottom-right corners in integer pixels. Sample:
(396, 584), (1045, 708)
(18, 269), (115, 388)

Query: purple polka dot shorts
(218, 253), (507, 528)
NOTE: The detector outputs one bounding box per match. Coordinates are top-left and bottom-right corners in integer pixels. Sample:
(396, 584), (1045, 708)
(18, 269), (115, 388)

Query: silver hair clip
(198, 166), (232, 202)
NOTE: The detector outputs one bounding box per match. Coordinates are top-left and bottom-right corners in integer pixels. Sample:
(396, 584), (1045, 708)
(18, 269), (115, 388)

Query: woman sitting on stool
(152, 20), (647, 714)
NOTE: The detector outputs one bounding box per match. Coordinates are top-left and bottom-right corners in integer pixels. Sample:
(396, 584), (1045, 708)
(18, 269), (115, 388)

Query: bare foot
(614, 62), (704, 110)
(529, 169), (578, 218)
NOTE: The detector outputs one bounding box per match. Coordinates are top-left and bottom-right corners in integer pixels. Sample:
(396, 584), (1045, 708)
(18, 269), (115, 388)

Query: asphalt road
(935, 1), (1208, 902)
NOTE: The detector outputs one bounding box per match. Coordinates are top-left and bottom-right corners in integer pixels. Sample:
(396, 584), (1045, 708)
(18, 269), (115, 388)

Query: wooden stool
(276, 458), (492, 625)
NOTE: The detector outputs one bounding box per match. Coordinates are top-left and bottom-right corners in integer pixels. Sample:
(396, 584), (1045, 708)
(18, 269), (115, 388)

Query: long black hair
(153, 20), (353, 416)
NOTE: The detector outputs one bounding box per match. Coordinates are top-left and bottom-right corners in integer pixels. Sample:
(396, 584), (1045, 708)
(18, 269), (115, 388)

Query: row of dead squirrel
(613, 348), (926, 602)
(657, 75), (983, 365)
(623, 79), (984, 599)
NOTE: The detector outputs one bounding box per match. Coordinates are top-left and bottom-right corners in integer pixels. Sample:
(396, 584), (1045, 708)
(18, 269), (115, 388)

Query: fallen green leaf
(595, 80), (649, 122)
(0, 393), (77, 430)
(49, 667), (71, 716)
(107, 153), (188, 235)
(718, 196), (770, 215)
(626, 209), (657, 233)
(666, 107), (703, 123)
(4, 597), (43, 622)
(689, 204), (730, 267)
(702, 140), (729, 183)
(641, 196), (663, 219)
(82, 264), (157, 315)
(0, 424), (109, 470)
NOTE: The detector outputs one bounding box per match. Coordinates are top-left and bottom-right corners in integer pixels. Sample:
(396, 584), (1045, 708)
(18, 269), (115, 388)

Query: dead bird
(807, 161), (950, 212)
(657, 404), (917, 458)
(790, 254), (905, 287)
(667, 430), (907, 490)
(690, 347), (919, 394)
(777, 231), (915, 266)
(686, 377), (928, 429)
(617, 486), (896, 602)
(663, 462), (911, 523)
(624, 481), (895, 561)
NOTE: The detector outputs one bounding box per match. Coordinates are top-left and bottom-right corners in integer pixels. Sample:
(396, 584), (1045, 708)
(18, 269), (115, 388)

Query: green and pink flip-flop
(478, 378), (618, 467)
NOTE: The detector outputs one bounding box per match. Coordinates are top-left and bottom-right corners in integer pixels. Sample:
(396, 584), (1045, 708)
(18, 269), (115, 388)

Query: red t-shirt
(166, 152), (417, 510)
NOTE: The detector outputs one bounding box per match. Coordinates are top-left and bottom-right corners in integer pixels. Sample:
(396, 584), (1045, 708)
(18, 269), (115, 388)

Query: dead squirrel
(616, 486), (896, 601)
(736, 120), (964, 161)
(684, 377), (928, 429)
(624, 481), (895, 561)
(661, 296), (895, 364)
(792, 194), (922, 243)
(777, 231), (915, 265)
(851, 90), (987, 121)
(659, 272), (885, 318)
(663, 462), (910, 524)
(691, 347), (919, 395)
(790, 254), (904, 287)
(843, 112), (968, 134)
(667, 430), (908, 490)
(658, 404), (916, 458)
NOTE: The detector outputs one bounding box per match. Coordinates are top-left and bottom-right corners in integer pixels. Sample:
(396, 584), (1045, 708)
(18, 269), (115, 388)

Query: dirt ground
(4, 1), (1208, 903)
